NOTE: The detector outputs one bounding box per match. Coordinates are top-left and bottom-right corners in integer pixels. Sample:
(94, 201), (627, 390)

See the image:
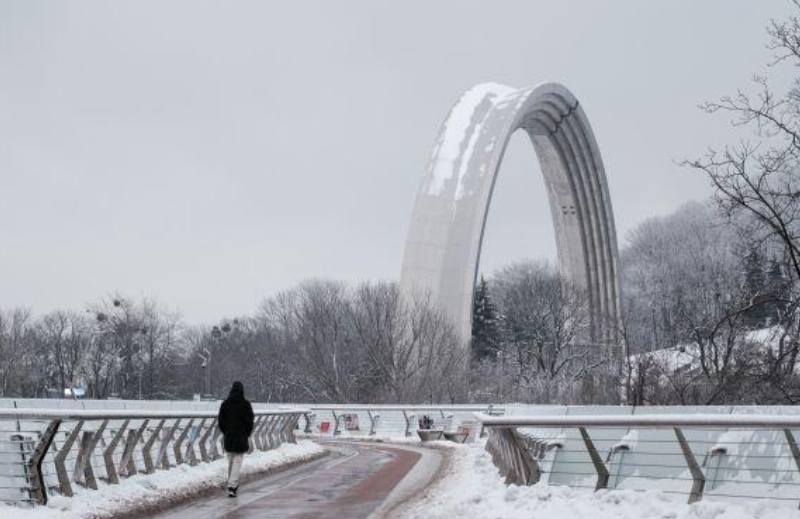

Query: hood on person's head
(229, 381), (245, 399)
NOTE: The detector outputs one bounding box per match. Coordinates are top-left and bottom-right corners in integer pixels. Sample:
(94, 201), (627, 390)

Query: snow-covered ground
(632, 326), (789, 376)
(395, 443), (797, 519)
(0, 440), (324, 519)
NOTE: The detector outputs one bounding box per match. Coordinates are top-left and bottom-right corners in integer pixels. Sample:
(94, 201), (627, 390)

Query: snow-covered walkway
(393, 443), (798, 519)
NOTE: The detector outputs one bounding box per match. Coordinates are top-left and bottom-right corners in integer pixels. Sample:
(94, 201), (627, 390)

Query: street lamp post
(199, 347), (212, 399)
(201, 319), (237, 401)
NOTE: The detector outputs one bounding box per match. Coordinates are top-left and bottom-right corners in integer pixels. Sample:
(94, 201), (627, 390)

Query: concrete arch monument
(400, 82), (620, 350)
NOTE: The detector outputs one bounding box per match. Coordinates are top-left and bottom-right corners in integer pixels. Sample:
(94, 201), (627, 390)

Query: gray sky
(0, 1), (794, 324)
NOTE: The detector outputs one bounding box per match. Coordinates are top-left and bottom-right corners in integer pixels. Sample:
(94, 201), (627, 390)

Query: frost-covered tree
(481, 261), (609, 403)
(685, 2), (800, 338)
(621, 202), (741, 350)
(619, 202), (771, 404)
(677, 3), (800, 402)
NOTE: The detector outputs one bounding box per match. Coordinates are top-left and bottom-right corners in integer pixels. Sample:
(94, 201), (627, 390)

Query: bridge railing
(301, 405), (504, 438)
(476, 413), (800, 507)
(0, 408), (308, 506)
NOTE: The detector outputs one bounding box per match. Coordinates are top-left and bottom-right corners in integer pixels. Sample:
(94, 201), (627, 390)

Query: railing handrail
(475, 412), (800, 429)
(307, 404), (503, 412)
(0, 407), (310, 421)
(0, 407), (308, 506)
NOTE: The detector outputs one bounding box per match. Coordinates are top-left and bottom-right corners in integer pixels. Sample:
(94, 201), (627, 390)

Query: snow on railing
(0, 407), (309, 507)
(476, 412), (800, 507)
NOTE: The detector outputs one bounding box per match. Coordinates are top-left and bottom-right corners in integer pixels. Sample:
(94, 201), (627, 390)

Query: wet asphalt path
(142, 441), (422, 519)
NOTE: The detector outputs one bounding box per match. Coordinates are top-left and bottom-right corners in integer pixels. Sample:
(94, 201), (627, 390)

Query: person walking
(217, 381), (254, 497)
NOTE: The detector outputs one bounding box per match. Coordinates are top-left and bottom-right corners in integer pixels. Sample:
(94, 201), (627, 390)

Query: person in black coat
(218, 381), (254, 497)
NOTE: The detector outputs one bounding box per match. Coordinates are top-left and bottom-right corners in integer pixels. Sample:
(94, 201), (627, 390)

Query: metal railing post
(119, 421), (146, 477)
(268, 415), (282, 449)
(252, 416), (266, 450)
(276, 415), (290, 446)
(211, 421), (223, 460)
(403, 410), (415, 437)
(262, 416), (274, 449)
(75, 419), (108, 490)
(142, 419), (165, 474)
(368, 411), (379, 436)
(103, 419), (130, 484)
(173, 418), (194, 465)
(159, 419), (181, 469)
(674, 427), (705, 504)
(27, 419), (61, 505)
(55, 420), (84, 497)
(285, 413), (300, 444)
(263, 415), (277, 448)
(784, 429), (800, 510)
(332, 410), (341, 436)
(187, 418), (205, 466)
(264, 415), (276, 447)
(199, 418), (217, 462)
(578, 427), (609, 491)
(303, 412), (314, 433)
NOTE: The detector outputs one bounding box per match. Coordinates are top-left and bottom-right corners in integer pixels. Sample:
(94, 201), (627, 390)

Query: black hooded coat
(218, 381), (255, 454)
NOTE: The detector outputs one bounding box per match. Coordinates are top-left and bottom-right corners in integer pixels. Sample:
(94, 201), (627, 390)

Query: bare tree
(680, 3), (800, 401)
(36, 311), (91, 397)
(404, 291), (467, 403)
(347, 282), (407, 401)
(486, 261), (604, 403)
(684, 8), (799, 297)
(0, 309), (34, 397)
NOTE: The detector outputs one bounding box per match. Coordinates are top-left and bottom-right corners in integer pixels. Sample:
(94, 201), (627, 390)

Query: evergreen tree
(743, 248), (766, 297)
(471, 275), (500, 361)
(743, 248), (769, 327)
(765, 258), (791, 324)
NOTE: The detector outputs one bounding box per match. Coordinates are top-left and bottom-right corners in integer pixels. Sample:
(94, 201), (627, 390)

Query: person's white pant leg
(227, 453), (244, 488)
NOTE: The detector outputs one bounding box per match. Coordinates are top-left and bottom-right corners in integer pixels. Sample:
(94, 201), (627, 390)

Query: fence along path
(477, 407), (800, 508)
(0, 407), (307, 506)
(6, 400), (800, 508)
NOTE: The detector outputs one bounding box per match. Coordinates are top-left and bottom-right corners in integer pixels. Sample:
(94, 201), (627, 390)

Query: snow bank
(395, 444), (796, 519)
(1, 440), (324, 519)
(632, 326), (791, 378)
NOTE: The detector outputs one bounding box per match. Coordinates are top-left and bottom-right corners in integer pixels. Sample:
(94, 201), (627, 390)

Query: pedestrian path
(141, 441), (427, 519)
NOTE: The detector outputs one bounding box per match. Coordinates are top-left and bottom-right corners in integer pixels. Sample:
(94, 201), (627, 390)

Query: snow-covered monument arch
(400, 82), (620, 352)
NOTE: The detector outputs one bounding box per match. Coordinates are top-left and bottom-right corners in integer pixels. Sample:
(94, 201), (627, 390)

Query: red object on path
(320, 421), (330, 433)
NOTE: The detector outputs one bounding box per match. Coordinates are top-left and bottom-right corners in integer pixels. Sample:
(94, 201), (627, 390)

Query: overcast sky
(0, 1), (795, 324)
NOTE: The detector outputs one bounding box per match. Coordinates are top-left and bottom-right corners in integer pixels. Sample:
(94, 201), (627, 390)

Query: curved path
(142, 441), (440, 519)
